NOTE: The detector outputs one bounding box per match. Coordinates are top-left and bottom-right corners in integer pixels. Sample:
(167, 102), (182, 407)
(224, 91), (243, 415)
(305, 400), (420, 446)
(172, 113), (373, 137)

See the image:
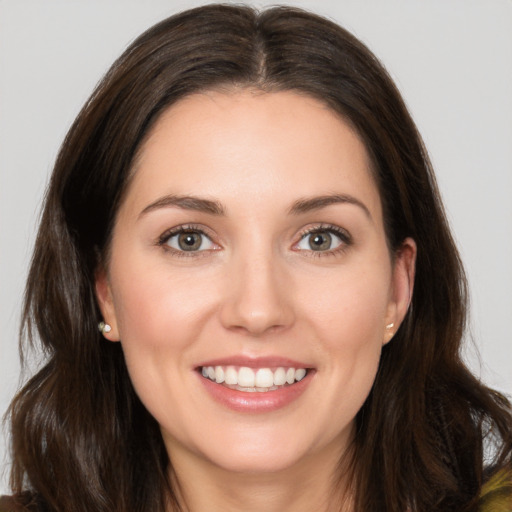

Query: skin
(96, 90), (416, 512)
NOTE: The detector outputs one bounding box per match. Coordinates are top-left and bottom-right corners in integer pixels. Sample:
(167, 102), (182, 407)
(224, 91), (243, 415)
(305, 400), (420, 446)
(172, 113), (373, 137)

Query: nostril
(218, 265), (295, 334)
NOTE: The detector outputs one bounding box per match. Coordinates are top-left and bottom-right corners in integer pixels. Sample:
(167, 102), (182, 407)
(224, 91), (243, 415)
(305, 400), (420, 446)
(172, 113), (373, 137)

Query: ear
(384, 237), (416, 344)
(95, 267), (120, 342)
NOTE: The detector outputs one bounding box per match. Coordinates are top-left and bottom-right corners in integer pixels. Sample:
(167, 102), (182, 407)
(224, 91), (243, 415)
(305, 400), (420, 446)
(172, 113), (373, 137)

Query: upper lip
(196, 355), (313, 369)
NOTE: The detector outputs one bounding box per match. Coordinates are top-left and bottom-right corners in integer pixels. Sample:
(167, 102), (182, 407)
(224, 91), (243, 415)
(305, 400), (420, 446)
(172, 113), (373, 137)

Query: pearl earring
(385, 323), (394, 330)
(98, 321), (112, 334)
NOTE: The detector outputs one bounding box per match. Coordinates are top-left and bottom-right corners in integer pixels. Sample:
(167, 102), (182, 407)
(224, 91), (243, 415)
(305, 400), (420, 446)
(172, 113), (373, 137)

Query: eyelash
(157, 224), (217, 258)
(295, 224), (352, 257)
(156, 223), (352, 258)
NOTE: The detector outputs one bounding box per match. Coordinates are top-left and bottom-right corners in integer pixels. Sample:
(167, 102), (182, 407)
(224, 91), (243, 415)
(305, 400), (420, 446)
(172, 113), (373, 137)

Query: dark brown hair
(6, 4), (512, 511)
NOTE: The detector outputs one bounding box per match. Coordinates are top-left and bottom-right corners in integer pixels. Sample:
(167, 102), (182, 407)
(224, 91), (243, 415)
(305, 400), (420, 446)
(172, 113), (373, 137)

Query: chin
(190, 425), (324, 475)
(208, 446), (307, 475)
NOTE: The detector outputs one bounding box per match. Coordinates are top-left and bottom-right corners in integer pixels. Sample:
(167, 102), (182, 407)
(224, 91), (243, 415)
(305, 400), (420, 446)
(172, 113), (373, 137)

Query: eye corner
(293, 224), (352, 256)
(157, 223), (221, 256)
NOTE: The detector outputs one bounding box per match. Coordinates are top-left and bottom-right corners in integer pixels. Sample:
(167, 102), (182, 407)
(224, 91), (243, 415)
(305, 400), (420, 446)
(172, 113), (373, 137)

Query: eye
(161, 228), (216, 253)
(295, 227), (349, 252)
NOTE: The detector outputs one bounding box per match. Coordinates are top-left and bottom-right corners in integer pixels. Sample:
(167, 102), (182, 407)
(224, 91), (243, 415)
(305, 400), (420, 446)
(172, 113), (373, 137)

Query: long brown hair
(6, 4), (512, 511)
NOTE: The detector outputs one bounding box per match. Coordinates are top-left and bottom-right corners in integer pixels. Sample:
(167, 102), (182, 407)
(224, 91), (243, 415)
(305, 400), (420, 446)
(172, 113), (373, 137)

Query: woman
(2, 4), (511, 511)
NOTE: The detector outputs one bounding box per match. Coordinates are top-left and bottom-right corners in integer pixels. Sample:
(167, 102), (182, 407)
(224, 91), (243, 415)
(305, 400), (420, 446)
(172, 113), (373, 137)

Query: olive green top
(478, 468), (512, 512)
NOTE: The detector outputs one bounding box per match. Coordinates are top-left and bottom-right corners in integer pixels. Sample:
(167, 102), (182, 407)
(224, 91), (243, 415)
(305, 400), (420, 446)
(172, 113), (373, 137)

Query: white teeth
(295, 368), (307, 381)
(215, 366), (225, 384)
(225, 366), (238, 385)
(200, 365), (309, 390)
(238, 367), (255, 387)
(274, 367), (286, 386)
(255, 368), (274, 388)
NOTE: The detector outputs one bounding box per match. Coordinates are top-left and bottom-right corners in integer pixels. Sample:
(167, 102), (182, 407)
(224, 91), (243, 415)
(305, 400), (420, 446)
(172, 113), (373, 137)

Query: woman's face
(96, 90), (415, 475)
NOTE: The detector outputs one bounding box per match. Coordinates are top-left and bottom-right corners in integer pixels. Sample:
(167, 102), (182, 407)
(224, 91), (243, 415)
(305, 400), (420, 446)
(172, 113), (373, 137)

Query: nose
(219, 250), (295, 336)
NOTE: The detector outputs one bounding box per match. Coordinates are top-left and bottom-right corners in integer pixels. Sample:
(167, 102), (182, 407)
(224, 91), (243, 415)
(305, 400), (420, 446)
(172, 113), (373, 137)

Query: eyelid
(293, 223), (352, 254)
(156, 222), (351, 257)
(157, 224), (220, 255)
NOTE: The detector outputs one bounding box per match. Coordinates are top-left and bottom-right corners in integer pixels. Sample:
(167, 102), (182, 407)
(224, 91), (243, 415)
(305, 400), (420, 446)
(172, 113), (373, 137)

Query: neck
(166, 437), (355, 512)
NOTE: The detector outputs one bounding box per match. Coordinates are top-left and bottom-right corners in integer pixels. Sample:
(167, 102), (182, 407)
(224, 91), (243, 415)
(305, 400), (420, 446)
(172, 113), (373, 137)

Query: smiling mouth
(200, 365), (309, 393)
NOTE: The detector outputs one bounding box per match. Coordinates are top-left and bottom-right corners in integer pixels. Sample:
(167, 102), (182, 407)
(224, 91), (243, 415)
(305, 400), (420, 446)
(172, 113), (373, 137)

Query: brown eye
(178, 232), (202, 251)
(309, 231), (332, 251)
(296, 228), (345, 252)
(164, 230), (215, 252)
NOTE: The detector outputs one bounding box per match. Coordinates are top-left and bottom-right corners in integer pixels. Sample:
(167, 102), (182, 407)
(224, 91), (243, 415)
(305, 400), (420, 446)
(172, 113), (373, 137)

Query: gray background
(1, 0), (511, 494)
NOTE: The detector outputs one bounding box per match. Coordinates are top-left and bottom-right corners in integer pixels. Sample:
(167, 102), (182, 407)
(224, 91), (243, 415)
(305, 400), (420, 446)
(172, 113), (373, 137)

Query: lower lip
(198, 371), (314, 413)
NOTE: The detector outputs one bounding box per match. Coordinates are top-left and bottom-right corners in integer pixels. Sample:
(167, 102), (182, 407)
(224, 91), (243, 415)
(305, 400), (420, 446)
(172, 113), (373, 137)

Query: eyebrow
(139, 194), (225, 218)
(288, 194), (371, 219)
(138, 192), (371, 220)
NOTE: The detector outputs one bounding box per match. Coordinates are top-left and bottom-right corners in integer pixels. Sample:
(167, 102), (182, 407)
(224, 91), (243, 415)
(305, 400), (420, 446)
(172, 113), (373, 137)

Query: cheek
(301, 264), (391, 344)
(298, 259), (391, 396)
(107, 262), (217, 421)
(107, 261), (219, 416)
(111, 260), (217, 350)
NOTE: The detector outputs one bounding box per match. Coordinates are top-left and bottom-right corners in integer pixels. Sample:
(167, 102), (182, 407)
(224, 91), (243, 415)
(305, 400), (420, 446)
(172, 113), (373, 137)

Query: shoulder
(478, 467), (512, 512)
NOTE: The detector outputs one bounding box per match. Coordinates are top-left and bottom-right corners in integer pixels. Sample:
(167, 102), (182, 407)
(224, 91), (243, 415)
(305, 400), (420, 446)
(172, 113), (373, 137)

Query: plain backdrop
(1, 0), (511, 495)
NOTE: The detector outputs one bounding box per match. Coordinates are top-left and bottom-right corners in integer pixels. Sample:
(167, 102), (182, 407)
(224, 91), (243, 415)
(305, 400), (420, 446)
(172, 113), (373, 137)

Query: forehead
(123, 89), (382, 222)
